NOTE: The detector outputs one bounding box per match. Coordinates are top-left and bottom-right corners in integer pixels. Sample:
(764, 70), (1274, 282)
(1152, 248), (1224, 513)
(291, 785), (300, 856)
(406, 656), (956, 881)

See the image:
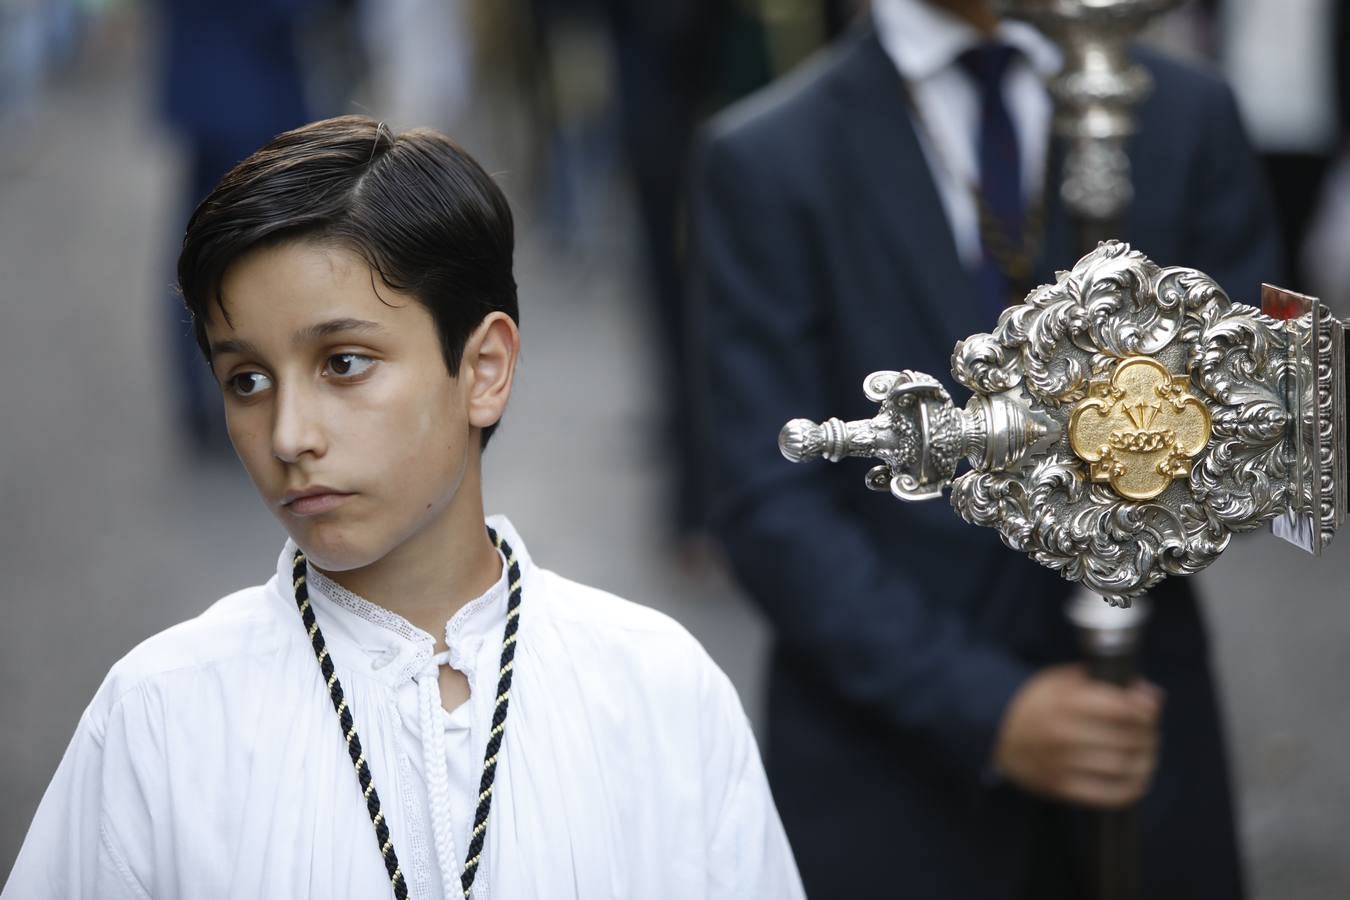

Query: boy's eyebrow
(209, 319), (387, 357)
(295, 318), (388, 343)
(209, 337), (259, 358)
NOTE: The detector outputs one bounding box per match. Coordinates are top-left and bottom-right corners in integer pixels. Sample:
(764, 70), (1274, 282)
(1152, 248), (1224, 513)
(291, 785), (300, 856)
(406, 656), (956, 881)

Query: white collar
(872, 0), (1061, 83)
(273, 514), (531, 682)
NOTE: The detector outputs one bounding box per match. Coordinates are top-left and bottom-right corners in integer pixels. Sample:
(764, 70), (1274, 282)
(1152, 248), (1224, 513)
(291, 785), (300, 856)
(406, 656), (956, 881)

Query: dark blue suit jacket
(690, 23), (1279, 900)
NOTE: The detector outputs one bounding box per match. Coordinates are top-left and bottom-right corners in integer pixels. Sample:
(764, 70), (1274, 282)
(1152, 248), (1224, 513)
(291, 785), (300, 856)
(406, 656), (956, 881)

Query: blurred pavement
(2, 15), (1349, 898)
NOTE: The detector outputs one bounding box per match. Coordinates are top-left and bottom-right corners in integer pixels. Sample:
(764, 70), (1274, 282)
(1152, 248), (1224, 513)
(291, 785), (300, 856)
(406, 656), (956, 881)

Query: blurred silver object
(995, 0), (1185, 248)
(779, 242), (1348, 607)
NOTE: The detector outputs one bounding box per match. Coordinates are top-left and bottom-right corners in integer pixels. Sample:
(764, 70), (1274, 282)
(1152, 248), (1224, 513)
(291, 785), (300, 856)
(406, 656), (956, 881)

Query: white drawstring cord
(417, 650), (462, 897)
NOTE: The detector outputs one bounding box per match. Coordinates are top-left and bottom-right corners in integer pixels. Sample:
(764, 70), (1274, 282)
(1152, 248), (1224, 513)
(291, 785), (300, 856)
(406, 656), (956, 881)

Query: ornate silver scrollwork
(780, 242), (1347, 606)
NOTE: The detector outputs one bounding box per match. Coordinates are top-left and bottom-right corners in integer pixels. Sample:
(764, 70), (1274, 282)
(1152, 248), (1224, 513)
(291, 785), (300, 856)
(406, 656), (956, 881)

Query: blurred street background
(3, 1), (1350, 896)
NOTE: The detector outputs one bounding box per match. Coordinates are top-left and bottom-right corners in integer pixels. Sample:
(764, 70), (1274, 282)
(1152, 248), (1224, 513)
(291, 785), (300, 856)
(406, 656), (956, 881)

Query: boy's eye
(228, 371), (272, 397)
(326, 353), (376, 378)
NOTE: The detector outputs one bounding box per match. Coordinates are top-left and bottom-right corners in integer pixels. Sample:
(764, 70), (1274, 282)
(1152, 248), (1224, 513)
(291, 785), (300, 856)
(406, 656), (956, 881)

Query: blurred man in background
(154, 0), (328, 452)
(1217, 0), (1347, 295)
(523, 0), (856, 539)
(689, 0), (1280, 897)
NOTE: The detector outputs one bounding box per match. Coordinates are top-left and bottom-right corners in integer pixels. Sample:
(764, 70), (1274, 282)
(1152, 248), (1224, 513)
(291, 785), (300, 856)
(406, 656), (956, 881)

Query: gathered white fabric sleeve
(699, 663), (806, 900)
(4, 686), (160, 900)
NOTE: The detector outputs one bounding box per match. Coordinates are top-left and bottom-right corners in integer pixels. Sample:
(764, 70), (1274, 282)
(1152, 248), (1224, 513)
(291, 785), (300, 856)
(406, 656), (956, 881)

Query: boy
(4, 117), (804, 899)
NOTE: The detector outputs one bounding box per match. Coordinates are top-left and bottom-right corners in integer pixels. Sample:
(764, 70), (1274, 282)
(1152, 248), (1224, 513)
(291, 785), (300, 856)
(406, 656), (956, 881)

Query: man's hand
(993, 663), (1163, 809)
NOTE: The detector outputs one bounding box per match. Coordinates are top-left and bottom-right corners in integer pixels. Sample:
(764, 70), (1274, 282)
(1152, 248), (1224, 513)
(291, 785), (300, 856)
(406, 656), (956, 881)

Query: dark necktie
(958, 42), (1023, 316)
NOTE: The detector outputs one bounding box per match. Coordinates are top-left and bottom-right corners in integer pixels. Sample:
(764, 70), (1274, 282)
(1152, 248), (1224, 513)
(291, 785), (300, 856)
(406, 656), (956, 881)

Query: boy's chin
(288, 529), (387, 574)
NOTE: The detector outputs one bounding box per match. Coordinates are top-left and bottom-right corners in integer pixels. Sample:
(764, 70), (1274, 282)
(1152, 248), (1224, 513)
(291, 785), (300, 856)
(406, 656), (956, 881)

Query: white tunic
(4, 517), (804, 900)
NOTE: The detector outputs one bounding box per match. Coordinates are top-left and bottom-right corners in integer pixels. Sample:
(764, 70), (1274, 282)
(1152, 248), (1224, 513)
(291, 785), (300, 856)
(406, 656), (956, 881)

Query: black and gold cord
(292, 551), (408, 898)
(460, 525), (521, 895)
(291, 524), (523, 900)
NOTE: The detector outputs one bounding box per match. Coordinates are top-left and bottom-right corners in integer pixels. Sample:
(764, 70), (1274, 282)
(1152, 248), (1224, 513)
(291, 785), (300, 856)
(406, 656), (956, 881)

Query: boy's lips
(281, 486), (355, 516)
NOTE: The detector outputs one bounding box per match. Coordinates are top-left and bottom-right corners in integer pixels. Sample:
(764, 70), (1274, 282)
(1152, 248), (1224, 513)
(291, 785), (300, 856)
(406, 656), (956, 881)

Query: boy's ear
(462, 312), (520, 431)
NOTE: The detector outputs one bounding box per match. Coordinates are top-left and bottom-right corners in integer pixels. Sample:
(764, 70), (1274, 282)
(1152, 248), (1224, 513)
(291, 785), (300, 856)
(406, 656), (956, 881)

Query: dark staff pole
(1001, 3), (1184, 898)
(1067, 595), (1151, 900)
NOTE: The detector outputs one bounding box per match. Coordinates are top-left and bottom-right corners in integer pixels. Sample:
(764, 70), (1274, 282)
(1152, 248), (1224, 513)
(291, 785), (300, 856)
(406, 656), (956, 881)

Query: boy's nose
(271, 385), (326, 463)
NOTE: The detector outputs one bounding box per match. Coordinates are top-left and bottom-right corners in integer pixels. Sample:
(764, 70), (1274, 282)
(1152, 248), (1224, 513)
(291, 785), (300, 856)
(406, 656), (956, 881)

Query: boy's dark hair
(177, 115), (518, 447)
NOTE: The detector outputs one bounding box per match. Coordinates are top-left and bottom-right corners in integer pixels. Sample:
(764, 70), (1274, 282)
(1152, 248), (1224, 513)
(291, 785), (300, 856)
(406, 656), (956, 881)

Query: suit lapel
(828, 25), (984, 348)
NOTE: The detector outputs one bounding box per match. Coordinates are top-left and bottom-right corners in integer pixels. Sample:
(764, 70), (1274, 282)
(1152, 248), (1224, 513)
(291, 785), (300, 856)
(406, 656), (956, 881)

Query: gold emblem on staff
(1068, 356), (1212, 501)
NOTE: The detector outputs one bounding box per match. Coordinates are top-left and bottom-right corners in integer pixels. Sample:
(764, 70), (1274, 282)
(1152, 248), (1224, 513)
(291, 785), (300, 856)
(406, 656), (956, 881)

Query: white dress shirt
(872, 0), (1061, 268)
(4, 516), (804, 900)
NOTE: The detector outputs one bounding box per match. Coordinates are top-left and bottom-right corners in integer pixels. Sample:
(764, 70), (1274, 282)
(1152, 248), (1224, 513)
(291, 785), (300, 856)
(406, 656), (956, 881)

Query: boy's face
(205, 241), (513, 572)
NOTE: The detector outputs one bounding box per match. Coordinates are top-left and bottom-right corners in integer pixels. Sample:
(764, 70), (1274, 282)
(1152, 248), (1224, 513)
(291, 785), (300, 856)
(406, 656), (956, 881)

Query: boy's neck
(927, 0), (1000, 36)
(316, 478), (502, 651)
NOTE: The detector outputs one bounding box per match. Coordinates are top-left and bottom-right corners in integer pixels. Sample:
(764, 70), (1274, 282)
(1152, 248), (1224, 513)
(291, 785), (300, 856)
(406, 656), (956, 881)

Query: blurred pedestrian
(601, 0), (729, 536)
(1220, 0), (1346, 293)
(0, 0), (83, 133)
(153, 0), (324, 452)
